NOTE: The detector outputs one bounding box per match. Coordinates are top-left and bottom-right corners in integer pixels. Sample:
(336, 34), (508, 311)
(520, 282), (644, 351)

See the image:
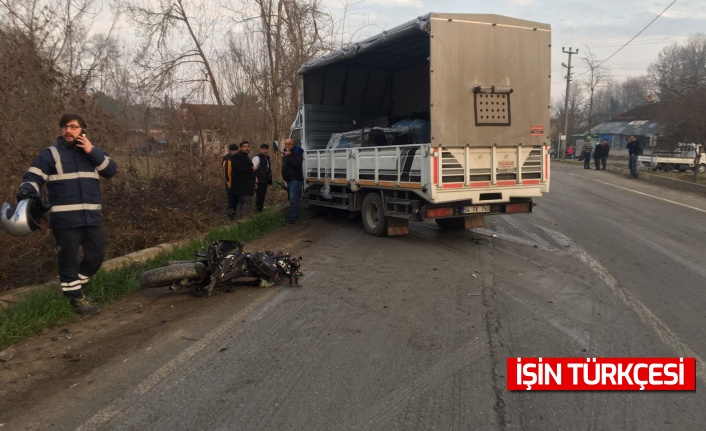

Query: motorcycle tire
(140, 263), (202, 288)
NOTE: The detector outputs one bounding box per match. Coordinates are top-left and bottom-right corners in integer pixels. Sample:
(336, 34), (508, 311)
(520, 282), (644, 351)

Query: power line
(573, 0), (677, 78)
(596, 0), (676, 67)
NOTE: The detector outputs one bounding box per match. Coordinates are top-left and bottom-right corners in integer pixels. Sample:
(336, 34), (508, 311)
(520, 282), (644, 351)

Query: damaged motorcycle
(139, 240), (302, 296)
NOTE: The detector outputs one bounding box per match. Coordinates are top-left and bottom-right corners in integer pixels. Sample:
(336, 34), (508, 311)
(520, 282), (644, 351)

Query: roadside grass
(0, 206), (289, 349)
(638, 169), (706, 185)
(554, 158), (706, 184)
(0, 289), (75, 347)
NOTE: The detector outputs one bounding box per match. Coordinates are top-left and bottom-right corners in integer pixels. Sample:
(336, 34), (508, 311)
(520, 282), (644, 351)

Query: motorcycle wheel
(140, 263), (202, 288)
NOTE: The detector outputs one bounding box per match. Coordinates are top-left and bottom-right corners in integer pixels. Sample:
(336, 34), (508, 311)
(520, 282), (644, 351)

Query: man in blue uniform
(17, 113), (118, 314)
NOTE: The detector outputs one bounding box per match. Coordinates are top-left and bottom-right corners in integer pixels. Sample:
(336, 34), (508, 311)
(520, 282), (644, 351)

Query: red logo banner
(506, 357), (696, 391)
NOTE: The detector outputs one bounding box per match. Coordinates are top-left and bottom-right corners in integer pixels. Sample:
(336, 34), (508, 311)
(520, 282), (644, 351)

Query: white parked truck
(290, 13), (551, 236)
(638, 143), (705, 173)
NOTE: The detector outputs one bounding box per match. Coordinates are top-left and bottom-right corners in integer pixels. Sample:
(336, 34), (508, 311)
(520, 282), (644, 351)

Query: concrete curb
(556, 159), (706, 196)
(0, 205), (288, 309)
(606, 165), (706, 196)
(0, 237), (198, 309)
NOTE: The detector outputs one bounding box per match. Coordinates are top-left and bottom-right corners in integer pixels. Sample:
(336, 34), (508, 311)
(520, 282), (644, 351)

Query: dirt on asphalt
(0, 220), (314, 427)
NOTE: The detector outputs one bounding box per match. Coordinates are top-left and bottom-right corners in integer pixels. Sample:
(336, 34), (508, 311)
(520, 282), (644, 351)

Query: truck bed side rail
(304, 143), (550, 203)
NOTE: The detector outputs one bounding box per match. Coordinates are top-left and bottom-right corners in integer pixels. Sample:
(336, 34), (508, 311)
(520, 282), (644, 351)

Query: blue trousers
(629, 155), (638, 177)
(287, 180), (303, 221)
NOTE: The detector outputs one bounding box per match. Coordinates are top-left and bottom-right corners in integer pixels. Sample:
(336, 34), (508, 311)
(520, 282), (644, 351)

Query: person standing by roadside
(626, 135), (641, 179)
(594, 139), (610, 170)
(16, 113), (118, 314)
(232, 140), (257, 217)
(282, 138), (304, 224)
(252, 143), (272, 213)
(222, 143), (239, 220)
(581, 138), (593, 169)
(567, 145), (575, 160)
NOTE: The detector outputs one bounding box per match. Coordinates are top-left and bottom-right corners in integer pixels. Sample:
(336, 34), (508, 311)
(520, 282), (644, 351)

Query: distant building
(580, 103), (663, 151)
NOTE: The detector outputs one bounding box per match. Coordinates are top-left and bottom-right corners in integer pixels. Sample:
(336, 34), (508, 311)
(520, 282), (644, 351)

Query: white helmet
(1, 198), (42, 237)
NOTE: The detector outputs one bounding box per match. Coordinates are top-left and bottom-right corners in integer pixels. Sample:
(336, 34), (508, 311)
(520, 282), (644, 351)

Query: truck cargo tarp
(297, 14), (431, 75)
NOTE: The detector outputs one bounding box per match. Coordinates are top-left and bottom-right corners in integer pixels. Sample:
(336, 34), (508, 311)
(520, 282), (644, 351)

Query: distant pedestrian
(594, 139), (610, 170)
(222, 143), (239, 220)
(252, 143), (272, 213)
(626, 135), (641, 179)
(567, 145), (575, 159)
(232, 141), (257, 217)
(581, 138), (593, 169)
(282, 138), (304, 224)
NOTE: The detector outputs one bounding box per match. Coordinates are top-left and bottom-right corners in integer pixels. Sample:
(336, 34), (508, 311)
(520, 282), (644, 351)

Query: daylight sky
(96, 0), (702, 102)
(328, 0), (703, 100)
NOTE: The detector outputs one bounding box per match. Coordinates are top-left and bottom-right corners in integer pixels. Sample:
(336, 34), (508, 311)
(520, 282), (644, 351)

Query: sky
(94, 0), (703, 102)
(327, 0), (704, 101)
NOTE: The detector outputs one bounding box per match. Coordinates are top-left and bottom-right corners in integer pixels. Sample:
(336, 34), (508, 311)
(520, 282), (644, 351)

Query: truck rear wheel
(699, 164), (706, 174)
(362, 193), (387, 236)
(435, 217), (467, 230)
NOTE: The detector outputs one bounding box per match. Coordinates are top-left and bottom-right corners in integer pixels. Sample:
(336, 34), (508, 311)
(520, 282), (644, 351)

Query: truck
(289, 13), (551, 236)
(637, 143), (705, 173)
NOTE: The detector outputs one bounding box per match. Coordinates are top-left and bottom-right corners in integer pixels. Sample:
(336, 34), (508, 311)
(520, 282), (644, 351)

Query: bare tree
(649, 34), (706, 141)
(649, 34), (706, 181)
(579, 47), (612, 133)
(119, 0), (224, 105)
(0, 0), (122, 92)
(224, 0), (334, 142)
(551, 90), (586, 152)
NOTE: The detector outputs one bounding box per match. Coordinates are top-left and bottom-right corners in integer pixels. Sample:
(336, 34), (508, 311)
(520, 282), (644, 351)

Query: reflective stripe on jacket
(19, 137), (118, 229)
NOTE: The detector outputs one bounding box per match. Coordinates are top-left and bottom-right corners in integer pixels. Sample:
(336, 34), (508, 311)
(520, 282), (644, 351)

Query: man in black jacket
(594, 139), (610, 170)
(282, 138), (304, 223)
(252, 143), (272, 213)
(626, 135), (641, 178)
(232, 141), (257, 217)
(17, 113), (118, 314)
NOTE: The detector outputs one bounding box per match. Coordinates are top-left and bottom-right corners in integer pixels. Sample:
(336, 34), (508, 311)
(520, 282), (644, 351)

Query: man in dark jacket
(282, 138), (304, 223)
(232, 140), (256, 216)
(594, 139), (610, 170)
(252, 143), (272, 213)
(17, 113), (118, 314)
(222, 143), (239, 219)
(626, 135), (641, 178)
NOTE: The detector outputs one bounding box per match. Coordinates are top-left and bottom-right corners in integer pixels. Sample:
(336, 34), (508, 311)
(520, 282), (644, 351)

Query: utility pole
(561, 47), (579, 160)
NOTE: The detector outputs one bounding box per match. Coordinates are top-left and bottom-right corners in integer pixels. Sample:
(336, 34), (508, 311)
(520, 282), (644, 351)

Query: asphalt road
(4, 163), (706, 430)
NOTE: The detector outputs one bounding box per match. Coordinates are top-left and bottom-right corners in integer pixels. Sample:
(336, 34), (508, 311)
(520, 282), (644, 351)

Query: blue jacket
(19, 137), (118, 229)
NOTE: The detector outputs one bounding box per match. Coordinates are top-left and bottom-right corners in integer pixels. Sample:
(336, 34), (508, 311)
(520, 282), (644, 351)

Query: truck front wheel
(362, 193), (387, 236)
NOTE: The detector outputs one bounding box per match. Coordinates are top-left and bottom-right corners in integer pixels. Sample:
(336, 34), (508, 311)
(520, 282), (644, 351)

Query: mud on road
(3, 170), (706, 431)
(0, 221), (316, 428)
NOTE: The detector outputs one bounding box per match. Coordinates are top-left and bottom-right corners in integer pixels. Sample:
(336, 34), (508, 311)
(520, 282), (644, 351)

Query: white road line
(541, 227), (706, 384)
(569, 173), (706, 214)
(77, 288), (280, 430)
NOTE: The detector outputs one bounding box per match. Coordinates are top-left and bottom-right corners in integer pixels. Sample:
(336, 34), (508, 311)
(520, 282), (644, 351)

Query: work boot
(70, 293), (101, 315)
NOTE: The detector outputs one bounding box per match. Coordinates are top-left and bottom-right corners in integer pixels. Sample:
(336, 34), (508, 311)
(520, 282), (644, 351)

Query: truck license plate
(463, 205), (490, 214)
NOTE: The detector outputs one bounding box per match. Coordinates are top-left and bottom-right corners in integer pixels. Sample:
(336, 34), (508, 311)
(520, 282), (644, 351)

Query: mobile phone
(80, 129), (87, 138)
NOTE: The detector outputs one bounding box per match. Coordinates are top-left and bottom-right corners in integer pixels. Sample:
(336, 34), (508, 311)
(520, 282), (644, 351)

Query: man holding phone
(16, 113), (118, 314)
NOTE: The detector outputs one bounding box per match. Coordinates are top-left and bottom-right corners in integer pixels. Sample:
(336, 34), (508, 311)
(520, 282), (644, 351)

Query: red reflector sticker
(506, 203), (529, 213)
(426, 208), (453, 218)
